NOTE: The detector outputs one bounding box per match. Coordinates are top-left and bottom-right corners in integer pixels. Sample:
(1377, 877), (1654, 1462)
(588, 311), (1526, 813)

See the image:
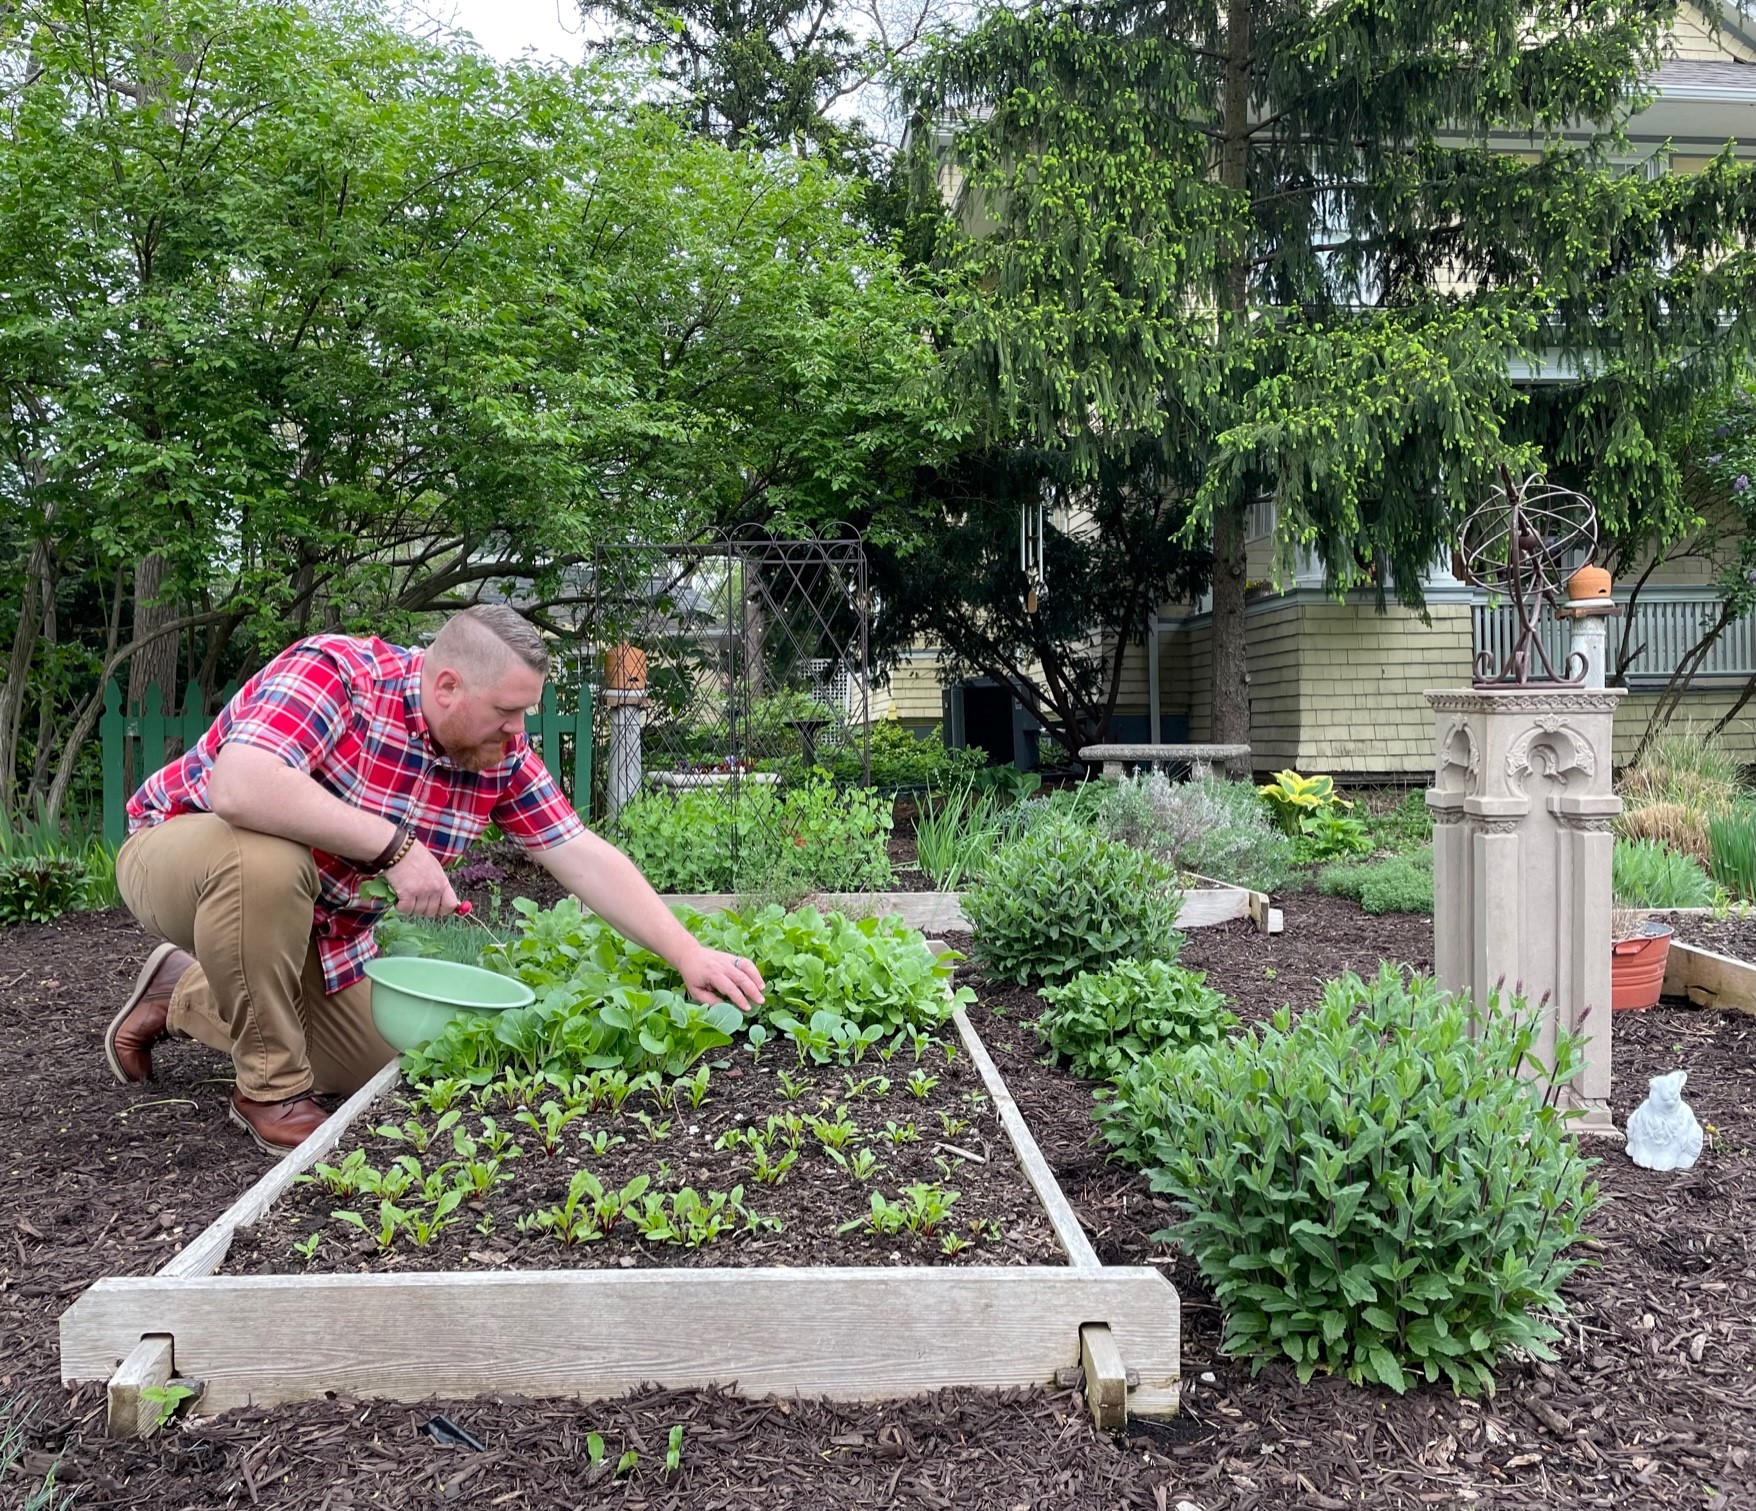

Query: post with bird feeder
(1427, 470), (1624, 1136)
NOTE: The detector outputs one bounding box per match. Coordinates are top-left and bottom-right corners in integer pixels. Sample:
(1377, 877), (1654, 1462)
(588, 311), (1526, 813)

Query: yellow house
(895, 3), (1756, 777)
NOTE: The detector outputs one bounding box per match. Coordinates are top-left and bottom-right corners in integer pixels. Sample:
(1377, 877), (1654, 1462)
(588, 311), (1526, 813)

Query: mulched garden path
(227, 1041), (1060, 1275)
(3, 892), (1753, 1509)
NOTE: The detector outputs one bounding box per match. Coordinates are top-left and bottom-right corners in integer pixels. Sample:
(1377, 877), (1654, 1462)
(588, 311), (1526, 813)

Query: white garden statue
(1625, 1069), (1704, 1172)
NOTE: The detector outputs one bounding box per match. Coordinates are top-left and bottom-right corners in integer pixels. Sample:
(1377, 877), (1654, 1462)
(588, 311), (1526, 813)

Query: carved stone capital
(1555, 813), (1616, 834)
(1470, 815), (1525, 835)
(1426, 688), (1625, 716)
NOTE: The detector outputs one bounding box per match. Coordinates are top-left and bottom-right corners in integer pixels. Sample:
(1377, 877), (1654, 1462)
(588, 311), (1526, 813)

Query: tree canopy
(0, 0), (941, 816)
(906, 0), (1756, 743)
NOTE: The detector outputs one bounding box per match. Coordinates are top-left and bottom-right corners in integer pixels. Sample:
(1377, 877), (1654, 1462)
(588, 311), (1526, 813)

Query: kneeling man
(109, 605), (763, 1151)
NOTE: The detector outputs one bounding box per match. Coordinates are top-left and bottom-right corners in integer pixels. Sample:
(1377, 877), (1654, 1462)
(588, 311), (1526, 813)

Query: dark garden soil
(1652, 909), (1756, 964)
(225, 1043), (1060, 1275)
(3, 894), (1753, 1509)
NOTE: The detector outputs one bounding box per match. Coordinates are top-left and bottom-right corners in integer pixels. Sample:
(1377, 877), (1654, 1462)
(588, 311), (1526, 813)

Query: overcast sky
(439, 0), (589, 62)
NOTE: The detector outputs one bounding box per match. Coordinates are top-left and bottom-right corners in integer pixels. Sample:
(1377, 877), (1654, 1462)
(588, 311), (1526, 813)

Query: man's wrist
(363, 823), (412, 874)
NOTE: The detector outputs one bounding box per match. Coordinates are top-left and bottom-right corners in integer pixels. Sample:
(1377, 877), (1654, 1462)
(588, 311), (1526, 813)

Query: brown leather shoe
(229, 1090), (328, 1153)
(105, 942), (194, 1084)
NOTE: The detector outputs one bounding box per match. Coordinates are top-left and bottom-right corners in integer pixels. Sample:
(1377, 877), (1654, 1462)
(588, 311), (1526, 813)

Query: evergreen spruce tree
(907, 1), (1756, 744)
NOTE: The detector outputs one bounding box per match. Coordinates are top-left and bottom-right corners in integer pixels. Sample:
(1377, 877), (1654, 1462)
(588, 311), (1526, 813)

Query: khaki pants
(116, 814), (395, 1099)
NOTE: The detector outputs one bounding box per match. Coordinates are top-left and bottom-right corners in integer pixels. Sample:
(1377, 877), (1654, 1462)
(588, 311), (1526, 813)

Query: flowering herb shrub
(1098, 966), (1600, 1396)
(1035, 955), (1236, 1079)
(962, 816), (1184, 984)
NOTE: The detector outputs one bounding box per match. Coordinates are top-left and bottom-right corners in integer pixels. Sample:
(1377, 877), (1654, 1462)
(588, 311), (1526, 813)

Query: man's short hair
(429, 605), (551, 683)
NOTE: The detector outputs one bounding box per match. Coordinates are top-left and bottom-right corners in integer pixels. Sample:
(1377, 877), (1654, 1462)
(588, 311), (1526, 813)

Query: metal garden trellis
(586, 528), (871, 888)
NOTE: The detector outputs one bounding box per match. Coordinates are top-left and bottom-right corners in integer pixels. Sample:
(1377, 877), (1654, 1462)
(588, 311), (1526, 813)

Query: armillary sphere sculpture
(1458, 467), (1598, 686)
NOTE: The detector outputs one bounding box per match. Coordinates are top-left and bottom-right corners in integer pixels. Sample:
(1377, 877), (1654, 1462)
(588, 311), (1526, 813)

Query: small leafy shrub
(1292, 810), (1372, 862)
(1611, 837), (1714, 910)
(1036, 956), (1237, 1078)
(1363, 790), (1434, 851)
(1258, 770), (1351, 836)
(1095, 774), (1295, 891)
(962, 816), (1184, 984)
(0, 855), (88, 925)
(787, 719), (986, 790)
(1099, 966), (1600, 1395)
(612, 775), (892, 893)
(1708, 804), (1756, 902)
(1316, 849), (1434, 914)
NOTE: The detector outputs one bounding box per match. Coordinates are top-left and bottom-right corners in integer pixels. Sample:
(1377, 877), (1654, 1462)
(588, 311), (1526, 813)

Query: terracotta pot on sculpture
(1610, 920), (1673, 1011)
(1567, 565), (1613, 601)
(603, 643), (647, 692)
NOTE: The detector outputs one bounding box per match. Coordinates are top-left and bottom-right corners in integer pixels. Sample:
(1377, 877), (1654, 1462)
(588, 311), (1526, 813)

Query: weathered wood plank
(106, 1334), (173, 1439)
(1663, 941), (1756, 1016)
(950, 1005), (1101, 1272)
(62, 1267), (1180, 1417)
(1079, 1323), (1128, 1434)
(159, 1060), (403, 1279)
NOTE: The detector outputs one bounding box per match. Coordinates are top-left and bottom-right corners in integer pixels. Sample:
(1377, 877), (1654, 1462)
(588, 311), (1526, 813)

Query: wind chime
(1020, 493), (1047, 613)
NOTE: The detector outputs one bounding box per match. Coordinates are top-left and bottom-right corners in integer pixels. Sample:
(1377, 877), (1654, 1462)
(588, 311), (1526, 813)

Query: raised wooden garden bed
(1663, 940), (1756, 1015)
(663, 877), (1280, 936)
(61, 957), (1180, 1437)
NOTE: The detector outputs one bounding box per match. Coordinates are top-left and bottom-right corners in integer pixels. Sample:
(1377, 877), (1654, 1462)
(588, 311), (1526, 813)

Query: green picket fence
(101, 681), (593, 847)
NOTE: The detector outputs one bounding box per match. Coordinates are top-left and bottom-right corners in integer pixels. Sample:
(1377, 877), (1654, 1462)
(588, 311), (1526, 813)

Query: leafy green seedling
(940, 1232), (973, 1257)
(846, 1147), (879, 1180)
(632, 1109), (672, 1142)
(412, 1078), (473, 1116)
(906, 1069), (938, 1100)
(514, 1099), (588, 1157)
(746, 1022), (769, 1062)
(138, 1382), (197, 1434)
(616, 1449), (639, 1477)
(776, 1068), (810, 1100)
(581, 1129), (626, 1156)
(679, 1066), (712, 1110)
(303, 1148), (371, 1197)
(880, 1119), (920, 1146)
(935, 1112), (970, 1137)
(586, 1432), (605, 1466)
(374, 1110), (459, 1155)
(291, 1232), (323, 1261)
(665, 1424), (684, 1474)
(809, 1108), (858, 1150)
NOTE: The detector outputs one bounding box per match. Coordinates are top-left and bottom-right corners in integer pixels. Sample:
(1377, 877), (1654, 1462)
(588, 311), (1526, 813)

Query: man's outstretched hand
(676, 943), (766, 1012)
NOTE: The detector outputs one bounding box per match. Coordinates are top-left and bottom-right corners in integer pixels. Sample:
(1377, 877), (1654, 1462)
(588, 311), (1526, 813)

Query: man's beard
(455, 739), (507, 773)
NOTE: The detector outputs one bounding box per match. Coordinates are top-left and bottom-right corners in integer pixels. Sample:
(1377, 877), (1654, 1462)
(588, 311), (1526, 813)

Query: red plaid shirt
(128, 634), (585, 992)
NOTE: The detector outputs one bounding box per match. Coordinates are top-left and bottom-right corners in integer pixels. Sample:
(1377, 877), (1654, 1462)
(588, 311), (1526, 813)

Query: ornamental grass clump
(962, 816), (1185, 984)
(1098, 965), (1600, 1396)
(1610, 837), (1714, 910)
(1036, 956), (1237, 1079)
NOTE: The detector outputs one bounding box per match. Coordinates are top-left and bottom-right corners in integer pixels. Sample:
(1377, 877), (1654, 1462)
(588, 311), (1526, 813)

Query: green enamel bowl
(365, 956), (536, 1052)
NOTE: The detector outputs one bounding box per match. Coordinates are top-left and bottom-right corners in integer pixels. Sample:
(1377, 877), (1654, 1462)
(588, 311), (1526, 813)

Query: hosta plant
(1036, 956), (1237, 1079)
(962, 816), (1185, 984)
(1258, 770), (1352, 837)
(1098, 965), (1599, 1396)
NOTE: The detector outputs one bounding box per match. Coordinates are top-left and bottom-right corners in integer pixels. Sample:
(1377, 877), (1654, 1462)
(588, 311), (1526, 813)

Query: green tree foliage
(905, 1), (1756, 744)
(0, 0), (939, 817)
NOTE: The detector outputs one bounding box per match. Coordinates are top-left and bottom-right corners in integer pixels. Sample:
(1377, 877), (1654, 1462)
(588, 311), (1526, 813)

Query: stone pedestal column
(1425, 689), (1625, 1135)
(604, 689), (647, 820)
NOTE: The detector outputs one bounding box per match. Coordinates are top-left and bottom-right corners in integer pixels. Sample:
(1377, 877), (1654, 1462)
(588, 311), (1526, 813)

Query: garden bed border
(61, 950), (1180, 1434)
(662, 878), (1278, 935)
(1662, 939), (1756, 1016)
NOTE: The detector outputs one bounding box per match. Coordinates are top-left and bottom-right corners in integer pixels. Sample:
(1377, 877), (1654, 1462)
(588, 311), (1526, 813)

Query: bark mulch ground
(1653, 909), (1756, 965)
(226, 1042), (1059, 1275)
(2, 893), (1753, 1510)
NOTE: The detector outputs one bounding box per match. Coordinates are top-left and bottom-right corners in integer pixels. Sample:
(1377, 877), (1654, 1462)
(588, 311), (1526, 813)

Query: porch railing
(1471, 590), (1756, 689)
